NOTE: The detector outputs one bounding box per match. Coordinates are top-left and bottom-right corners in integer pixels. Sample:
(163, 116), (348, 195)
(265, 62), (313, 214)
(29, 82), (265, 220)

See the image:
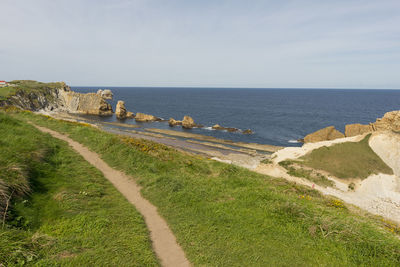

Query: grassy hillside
(300, 134), (393, 179)
(0, 112), (159, 266)
(0, 86), (17, 100)
(8, 109), (400, 266)
(0, 80), (65, 101)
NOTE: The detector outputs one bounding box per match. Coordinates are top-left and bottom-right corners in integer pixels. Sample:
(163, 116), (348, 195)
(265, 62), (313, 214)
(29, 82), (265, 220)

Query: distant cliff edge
(0, 80), (113, 115)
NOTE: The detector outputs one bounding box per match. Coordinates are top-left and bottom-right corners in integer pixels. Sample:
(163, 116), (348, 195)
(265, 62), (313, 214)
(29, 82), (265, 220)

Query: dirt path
(31, 124), (190, 267)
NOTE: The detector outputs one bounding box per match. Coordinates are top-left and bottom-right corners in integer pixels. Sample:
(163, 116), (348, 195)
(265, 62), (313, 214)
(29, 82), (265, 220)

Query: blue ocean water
(72, 87), (400, 147)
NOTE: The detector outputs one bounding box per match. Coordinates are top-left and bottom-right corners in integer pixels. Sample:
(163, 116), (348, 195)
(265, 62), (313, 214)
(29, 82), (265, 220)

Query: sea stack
(182, 116), (196, 129)
(115, 100), (127, 119)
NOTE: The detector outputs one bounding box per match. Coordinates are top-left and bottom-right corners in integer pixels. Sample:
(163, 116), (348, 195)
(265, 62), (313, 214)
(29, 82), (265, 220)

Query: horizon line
(71, 85), (400, 90)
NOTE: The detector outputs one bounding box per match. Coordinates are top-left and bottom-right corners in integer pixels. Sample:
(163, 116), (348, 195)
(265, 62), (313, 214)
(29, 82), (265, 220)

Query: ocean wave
(288, 139), (299, 143)
(203, 126), (214, 130)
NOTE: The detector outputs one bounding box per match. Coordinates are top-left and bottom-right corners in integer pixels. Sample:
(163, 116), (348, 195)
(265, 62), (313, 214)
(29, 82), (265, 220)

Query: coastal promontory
(0, 80), (113, 115)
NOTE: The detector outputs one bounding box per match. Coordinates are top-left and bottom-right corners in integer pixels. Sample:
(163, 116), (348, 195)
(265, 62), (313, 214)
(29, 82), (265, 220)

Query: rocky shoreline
(302, 110), (400, 143)
(0, 80), (254, 135)
(39, 111), (274, 169)
(3, 80), (400, 224)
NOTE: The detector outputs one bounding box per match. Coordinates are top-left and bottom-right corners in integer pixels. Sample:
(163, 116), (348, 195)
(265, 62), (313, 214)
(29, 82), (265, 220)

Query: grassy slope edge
(0, 112), (159, 266)
(302, 134), (392, 179)
(9, 110), (400, 266)
(0, 80), (65, 100)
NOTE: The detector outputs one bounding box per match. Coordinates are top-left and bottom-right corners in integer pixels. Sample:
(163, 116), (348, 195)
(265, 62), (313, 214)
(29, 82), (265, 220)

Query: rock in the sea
(169, 118), (182, 127)
(126, 111), (135, 119)
(304, 126), (345, 143)
(345, 123), (373, 137)
(115, 100), (127, 119)
(212, 124), (223, 130)
(373, 110), (400, 131)
(96, 89), (113, 99)
(182, 115), (196, 129)
(243, 129), (253, 134)
(211, 124), (238, 132)
(135, 112), (160, 122)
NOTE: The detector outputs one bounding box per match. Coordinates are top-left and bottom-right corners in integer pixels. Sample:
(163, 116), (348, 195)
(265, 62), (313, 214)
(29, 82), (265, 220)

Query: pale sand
(369, 131), (400, 178)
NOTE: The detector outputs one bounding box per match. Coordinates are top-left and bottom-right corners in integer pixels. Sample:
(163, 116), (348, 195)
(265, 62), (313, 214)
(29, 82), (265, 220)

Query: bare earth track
(31, 123), (190, 267)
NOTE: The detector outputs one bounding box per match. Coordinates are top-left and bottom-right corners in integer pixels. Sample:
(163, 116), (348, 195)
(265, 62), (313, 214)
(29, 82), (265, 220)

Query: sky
(1, 0), (400, 88)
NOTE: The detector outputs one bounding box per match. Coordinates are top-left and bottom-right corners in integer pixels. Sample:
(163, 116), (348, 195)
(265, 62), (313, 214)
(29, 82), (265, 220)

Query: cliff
(303, 110), (400, 142)
(0, 80), (113, 115)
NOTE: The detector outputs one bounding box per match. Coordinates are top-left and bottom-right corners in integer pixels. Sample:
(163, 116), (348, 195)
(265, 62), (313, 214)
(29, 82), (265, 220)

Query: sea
(72, 87), (400, 147)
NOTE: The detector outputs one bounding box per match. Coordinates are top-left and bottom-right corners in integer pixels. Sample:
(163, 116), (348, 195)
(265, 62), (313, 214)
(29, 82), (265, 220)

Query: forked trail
(31, 123), (190, 267)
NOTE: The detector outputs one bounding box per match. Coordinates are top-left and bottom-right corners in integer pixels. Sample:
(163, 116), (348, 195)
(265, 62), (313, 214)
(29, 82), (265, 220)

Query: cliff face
(303, 110), (400, 142)
(374, 110), (400, 132)
(0, 81), (113, 115)
(304, 126), (345, 143)
(59, 90), (113, 115)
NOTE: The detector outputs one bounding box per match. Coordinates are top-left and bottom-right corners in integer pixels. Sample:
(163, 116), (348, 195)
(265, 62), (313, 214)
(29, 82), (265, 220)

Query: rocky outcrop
(345, 123), (373, 137)
(115, 101), (128, 119)
(344, 110), (400, 136)
(182, 116), (202, 129)
(304, 126), (345, 143)
(1, 81), (113, 116)
(97, 89), (113, 100)
(373, 110), (400, 131)
(126, 112), (135, 119)
(0, 83), (66, 111)
(59, 90), (113, 116)
(169, 118), (182, 127)
(212, 124), (239, 132)
(302, 110), (400, 142)
(243, 129), (253, 134)
(135, 112), (160, 122)
(212, 124), (252, 134)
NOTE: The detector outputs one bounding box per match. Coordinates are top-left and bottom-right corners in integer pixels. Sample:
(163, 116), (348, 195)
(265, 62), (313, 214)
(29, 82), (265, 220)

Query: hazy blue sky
(1, 0), (399, 88)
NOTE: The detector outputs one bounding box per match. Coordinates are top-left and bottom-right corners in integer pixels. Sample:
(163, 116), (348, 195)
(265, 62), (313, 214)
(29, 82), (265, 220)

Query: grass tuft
(279, 160), (334, 187)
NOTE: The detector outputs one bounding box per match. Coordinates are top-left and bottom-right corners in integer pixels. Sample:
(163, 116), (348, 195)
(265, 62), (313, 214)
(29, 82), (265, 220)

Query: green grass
(0, 80), (65, 101)
(8, 80), (66, 91)
(278, 161), (334, 187)
(0, 112), (159, 266)
(8, 110), (400, 266)
(260, 158), (272, 164)
(299, 134), (393, 179)
(0, 86), (18, 100)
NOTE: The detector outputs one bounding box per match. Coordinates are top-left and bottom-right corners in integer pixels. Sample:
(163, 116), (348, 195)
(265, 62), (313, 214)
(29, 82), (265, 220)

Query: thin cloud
(0, 0), (399, 88)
